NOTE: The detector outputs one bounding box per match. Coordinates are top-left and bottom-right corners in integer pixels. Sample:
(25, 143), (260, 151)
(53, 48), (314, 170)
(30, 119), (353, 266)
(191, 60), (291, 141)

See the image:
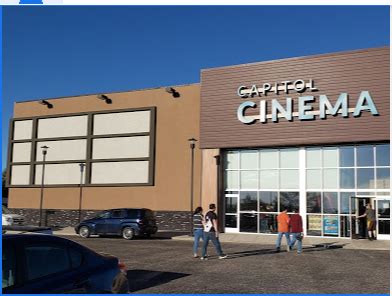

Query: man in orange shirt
(275, 208), (290, 252)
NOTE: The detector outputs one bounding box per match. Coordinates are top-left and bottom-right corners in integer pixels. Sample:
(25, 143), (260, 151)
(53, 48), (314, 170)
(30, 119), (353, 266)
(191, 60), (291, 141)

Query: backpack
(204, 212), (213, 232)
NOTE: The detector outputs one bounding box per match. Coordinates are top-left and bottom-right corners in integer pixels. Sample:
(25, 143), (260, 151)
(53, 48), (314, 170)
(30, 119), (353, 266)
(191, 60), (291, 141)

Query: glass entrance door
(375, 198), (390, 240)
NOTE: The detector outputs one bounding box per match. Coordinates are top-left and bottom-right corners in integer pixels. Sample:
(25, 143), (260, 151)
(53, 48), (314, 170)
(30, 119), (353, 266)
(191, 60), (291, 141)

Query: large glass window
(340, 168), (355, 188)
(306, 169), (322, 189)
(225, 144), (390, 238)
(357, 168), (375, 189)
(240, 171), (258, 189)
(225, 171), (239, 189)
(280, 170), (299, 189)
(280, 149), (299, 168)
(357, 146), (374, 167)
(259, 214), (277, 233)
(323, 148), (338, 167)
(376, 144), (390, 166)
(240, 213), (257, 233)
(259, 192), (278, 212)
(240, 191), (257, 211)
(280, 192), (299, 212)
(340, 147), (354, 167)
(226, 151), (239, 169)
(323, 169), (338, 189)
(306, 148), (322, 168)
(240, 150), (258, 169)
(323, 192), (338, 214)
(260, 149), (279, 168)
(307, 192), (321, 213)
(376, 168), (390, 189)
(259, 170), (279, 189)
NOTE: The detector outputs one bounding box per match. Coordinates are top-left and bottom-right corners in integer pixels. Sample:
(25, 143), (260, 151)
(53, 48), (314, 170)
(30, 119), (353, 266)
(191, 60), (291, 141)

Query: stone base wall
(9, 208), (192, 231)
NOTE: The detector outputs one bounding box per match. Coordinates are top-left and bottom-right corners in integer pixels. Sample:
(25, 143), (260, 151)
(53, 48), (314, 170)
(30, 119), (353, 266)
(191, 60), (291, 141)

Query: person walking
(275, 208), (290, 252)
(289, 209), (303, 254)
(357, 203), (377, 240)
(200, 203), (228, 260)
(192, 206), (204, 258)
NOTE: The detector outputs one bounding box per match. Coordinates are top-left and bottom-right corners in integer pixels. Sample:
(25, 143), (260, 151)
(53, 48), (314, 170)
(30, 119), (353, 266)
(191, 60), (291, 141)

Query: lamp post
(188, 138), (197, 236)
(78, 163), (86, 223)
(38, 145), (49, 227)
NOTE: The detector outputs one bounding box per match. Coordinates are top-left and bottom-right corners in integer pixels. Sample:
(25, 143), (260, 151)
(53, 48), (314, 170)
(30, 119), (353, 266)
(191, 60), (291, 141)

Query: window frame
(7, 107), (156, 188)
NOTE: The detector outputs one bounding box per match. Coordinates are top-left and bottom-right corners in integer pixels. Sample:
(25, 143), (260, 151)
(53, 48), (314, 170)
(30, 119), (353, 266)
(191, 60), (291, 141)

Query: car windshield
(2, 206), (11, 214)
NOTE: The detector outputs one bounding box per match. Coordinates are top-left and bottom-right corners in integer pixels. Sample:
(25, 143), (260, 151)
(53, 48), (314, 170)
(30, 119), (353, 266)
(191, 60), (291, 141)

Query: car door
(106, 210), (126, 234)
(94, 211), (111, 234)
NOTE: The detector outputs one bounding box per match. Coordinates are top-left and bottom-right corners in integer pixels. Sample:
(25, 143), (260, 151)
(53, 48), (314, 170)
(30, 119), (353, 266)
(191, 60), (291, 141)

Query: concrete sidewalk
(54, 227), (389, 251)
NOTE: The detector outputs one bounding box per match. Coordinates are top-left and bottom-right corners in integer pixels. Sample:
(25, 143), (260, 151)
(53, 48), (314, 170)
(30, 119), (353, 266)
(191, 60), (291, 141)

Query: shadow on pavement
(152, 231), (189, 240)
(226, 243), (347, 259)
(126, 269), (190, 292)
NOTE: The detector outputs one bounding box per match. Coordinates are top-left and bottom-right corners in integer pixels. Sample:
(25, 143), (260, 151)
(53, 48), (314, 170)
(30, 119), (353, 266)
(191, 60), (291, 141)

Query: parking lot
(64, 235), (390, 294)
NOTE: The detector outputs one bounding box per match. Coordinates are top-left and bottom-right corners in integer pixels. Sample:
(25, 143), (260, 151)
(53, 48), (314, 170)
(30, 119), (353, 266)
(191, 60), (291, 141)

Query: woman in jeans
(192, 207), (204, 258)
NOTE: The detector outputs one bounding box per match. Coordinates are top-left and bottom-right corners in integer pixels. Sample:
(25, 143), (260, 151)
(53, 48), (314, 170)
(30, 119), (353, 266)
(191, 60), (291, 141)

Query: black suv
(75, 208), (158, 240)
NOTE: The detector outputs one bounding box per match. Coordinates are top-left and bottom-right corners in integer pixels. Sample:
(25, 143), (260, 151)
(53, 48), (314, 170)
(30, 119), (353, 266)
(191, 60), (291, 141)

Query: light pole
(38, 145), (49, 227)
(188, 138), (197, 236)
(78, 163), (86, 223)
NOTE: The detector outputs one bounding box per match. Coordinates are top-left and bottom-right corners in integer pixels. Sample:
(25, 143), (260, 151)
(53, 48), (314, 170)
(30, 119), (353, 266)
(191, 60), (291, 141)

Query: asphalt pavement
(63, 234), (390, 294)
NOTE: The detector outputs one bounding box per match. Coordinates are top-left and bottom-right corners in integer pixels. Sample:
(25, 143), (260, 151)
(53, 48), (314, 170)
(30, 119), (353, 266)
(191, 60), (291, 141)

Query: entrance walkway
(172, 232), (389, 251)
(51, 227), (389, 251)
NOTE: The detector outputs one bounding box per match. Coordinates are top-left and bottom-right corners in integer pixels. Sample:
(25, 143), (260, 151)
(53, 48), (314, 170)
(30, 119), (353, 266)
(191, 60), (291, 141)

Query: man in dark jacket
(289, 209), (303, 254)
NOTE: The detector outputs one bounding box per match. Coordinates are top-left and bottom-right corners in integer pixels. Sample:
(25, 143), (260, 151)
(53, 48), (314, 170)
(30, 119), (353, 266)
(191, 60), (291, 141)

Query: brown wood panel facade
(200, 47), (390, 149)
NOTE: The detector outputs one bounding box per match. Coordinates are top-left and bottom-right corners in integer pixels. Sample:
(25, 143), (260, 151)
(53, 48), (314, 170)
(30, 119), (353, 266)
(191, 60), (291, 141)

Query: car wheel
(78, 226), (90, 238)
(122, 227), (135, 240)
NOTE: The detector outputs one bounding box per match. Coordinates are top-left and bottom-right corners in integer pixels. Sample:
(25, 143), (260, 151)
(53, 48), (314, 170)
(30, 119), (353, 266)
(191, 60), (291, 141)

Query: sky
(1, 5), (390, 169)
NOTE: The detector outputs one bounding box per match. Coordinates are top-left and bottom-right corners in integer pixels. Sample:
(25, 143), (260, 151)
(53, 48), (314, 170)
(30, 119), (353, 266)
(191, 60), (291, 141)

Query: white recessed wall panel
(36, 140), (87, 161)
(91, 161), (149, 184)
(37, 116), (88, 138)
(11, 165), (30, 185)
(12, 143), (32, 163)
(92, 136), (149, 159)
(35, 163), (85, 185)
(93, 111), (150, 135)
(13, 120), (33, 140)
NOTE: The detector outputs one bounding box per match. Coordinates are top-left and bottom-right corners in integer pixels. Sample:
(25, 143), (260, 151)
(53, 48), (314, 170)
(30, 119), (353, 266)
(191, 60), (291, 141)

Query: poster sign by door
(323, 215), (339, 235)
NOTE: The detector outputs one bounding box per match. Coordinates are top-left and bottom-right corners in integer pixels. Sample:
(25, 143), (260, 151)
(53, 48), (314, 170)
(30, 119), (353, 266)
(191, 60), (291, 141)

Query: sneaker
(275, 248), (280, 253)
(219, 255), (228, 259)
(297, 252), (302, 255)
(289, 245), (293, 251)
(200, 257), (208, 260)
(193, 254), (199, 258)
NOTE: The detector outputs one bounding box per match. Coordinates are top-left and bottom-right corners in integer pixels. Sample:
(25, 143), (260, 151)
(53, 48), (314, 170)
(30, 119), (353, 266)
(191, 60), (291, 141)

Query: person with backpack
(192, 206), (204, 258)
(200, 203), (228, 260)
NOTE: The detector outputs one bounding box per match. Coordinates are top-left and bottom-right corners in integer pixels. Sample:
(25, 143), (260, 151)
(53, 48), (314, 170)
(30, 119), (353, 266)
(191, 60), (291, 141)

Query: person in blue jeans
(201, 203), (228, 260)
(288, 209), (303, 254)
(192, 207), (204, 258)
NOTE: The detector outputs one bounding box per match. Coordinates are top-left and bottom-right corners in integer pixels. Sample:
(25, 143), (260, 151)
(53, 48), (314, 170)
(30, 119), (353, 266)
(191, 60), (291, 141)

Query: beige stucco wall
(9, 84), (202, 212)
(200, 149), (220, 213)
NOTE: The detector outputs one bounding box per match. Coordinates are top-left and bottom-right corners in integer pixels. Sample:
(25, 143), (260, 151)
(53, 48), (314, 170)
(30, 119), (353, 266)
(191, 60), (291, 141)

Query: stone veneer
(9, 208), (192, 231)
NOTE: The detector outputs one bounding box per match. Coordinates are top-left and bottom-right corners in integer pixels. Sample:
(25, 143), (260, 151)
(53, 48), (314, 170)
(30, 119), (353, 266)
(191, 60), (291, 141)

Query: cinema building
(6, 47), (390, 240)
